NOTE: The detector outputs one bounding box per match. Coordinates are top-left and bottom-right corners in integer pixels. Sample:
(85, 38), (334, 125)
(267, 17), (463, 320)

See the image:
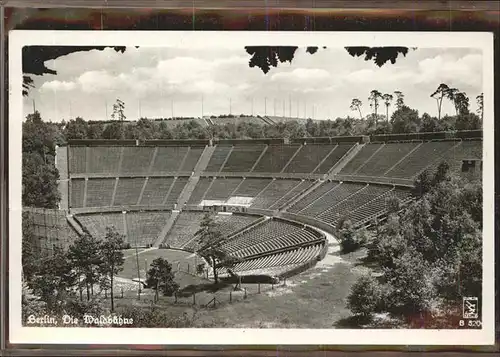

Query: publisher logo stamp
(463, 297), (479, 319)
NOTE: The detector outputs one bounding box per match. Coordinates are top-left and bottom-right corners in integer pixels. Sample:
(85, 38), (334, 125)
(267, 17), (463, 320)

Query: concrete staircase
(66, 214), (85, 235)
(280, 180), (325, 211)
(177, 176), (200, 208)
(194, 145), (216, 175)
(176, 145), (216, 209)
(327, 143), (366, 179)
(153, 210), (180, 247)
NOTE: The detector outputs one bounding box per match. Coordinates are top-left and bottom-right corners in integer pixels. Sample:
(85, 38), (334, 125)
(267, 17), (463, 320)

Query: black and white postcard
(8, 31), (494, 345)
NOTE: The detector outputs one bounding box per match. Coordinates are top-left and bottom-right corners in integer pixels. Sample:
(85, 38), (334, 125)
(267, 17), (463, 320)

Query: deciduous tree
(146, 257), (179, 296)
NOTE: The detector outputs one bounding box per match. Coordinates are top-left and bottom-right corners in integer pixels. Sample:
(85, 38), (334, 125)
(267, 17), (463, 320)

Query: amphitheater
(27, 130), (482, 282)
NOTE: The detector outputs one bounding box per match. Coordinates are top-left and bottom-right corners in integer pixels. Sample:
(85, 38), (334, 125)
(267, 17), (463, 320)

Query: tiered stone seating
(250, 179), (302, 209)
(348, 188), (411, 225)
(125, 211), (170, 247)
(165, 211), (205, 248)
(70, 179), (85, 207)
(113, 178), (145, 206)
(203, 177), (243, 201)
(76, 212), (125, 239)
(232, 178), (273, 197)
(356, 142), (420, 177)
(425, 140), (482, 173)
(287, 181), (340, 213)
(87, 147), (121, 173)
(69, 146), (87, 173)
(252, 145), (301, 173)
(267, 180), (315, 209)
(164, 177), (189, 205)
(187, 177), (213, 205)
(183, 213), (260, 251)
(204, 145), (232, 172)
(283, 144), (336, 173)
(232, 228), (318, 258)
(138, 177), (174, 205)
(151, 146), (189, 173)
(85, 178), (115, 207)
(120, 147), (155, 174)
(223, 220), (300, 253)
(179, 147), (204, 172)
(318, 184), (392, 226)
(215, 243), (323, 278)
(300, 182), (366, 217)
(340, 143), (384, 174)
(385, 141), (458, 178)
(314, 143), (354, 174)
(221, 145), (266, 172)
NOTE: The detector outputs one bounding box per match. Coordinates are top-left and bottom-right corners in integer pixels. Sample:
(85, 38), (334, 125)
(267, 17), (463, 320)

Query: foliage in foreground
(22, 225), (126, 320)
(347, 166), (482, 325)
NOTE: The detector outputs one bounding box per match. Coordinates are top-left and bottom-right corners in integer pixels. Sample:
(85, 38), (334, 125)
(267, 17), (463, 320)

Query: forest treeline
(59, 105), (481, 143)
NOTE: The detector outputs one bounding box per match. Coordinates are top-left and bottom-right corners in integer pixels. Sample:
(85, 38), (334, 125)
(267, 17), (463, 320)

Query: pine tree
(100, 227), (125, 312)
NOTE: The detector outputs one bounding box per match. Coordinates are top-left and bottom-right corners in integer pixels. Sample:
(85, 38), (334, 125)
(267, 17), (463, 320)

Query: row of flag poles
(32, 96), (321, 121)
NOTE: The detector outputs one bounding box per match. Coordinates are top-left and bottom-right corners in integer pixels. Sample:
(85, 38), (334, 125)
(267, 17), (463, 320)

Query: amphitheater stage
(119, 248), (203, 282)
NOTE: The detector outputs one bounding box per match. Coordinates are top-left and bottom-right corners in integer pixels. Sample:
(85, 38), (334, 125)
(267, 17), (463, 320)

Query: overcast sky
(23, 46), (483, 122)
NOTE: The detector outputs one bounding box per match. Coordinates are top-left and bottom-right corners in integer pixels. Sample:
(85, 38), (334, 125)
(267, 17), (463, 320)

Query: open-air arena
(24, 129), (482, 328)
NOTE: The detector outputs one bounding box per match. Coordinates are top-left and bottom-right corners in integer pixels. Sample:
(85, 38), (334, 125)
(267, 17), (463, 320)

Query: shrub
(337, 220), (367, 253)
(347, 275), (383, 319)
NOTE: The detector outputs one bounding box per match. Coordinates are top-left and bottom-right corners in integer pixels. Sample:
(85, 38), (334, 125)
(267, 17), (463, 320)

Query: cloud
(271, 68), (330, 82)
(40, 80), (76, 92)
(27, 47), (484, 122)
(416, 53), (482, 87)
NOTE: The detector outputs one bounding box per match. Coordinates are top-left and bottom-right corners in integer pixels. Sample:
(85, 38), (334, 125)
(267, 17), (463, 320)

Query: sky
(23, 46), (483, 122)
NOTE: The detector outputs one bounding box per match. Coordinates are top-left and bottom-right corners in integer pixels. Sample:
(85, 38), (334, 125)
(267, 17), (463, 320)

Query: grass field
(189, 247), (369, 328)
(112, 239), (371, 328)
(119, 248), (200, 281)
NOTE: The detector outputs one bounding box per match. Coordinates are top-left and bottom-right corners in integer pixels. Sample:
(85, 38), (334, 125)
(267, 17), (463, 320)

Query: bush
(347, 275), (383, 319)
(337, 220), (368, 253)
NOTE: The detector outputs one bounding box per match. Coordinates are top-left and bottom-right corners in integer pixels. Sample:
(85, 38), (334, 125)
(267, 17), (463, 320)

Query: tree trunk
(86, 283), (90, 301)
(438, 97), (443, 120)
(78, 275), (83, 301)
(358, 107), (362, 120)
(212, 257), (218, 284)
(386, 106), (389, 122)
(110, 273), (114, 312)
